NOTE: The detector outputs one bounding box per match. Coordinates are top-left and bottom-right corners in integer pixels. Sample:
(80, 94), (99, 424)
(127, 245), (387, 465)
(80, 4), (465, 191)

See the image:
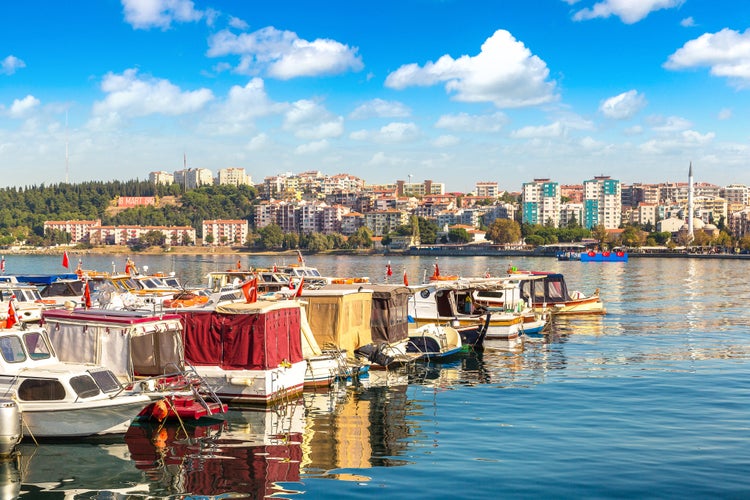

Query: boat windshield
(23, 331), (52, 360)
(0, 335), (26, 363)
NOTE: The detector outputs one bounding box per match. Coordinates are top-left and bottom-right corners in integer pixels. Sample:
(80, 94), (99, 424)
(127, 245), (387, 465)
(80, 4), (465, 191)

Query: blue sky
(1, 0), (750, 192)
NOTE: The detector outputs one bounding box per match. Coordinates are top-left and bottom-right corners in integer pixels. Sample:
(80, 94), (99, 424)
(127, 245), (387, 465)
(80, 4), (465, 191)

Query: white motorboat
(0, 324), (152, 438)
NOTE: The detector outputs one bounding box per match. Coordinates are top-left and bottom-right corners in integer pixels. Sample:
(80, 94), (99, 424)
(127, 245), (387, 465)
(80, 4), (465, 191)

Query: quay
(404, 244), (750, 260)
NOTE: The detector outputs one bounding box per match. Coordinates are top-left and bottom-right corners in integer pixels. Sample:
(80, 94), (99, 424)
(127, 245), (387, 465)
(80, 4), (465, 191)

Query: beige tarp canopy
(300, 288), (373, 355)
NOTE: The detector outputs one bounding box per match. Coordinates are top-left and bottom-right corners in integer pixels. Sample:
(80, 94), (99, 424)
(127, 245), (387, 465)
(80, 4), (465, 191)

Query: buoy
(150, 399), (169, 422)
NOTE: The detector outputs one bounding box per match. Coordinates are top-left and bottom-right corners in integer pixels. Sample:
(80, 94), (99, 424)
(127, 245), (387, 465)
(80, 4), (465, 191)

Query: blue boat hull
(580, 252), (628, 262)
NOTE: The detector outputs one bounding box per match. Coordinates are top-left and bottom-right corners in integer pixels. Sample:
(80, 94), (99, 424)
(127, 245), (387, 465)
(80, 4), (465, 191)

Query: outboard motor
(0, 399), (21, 458)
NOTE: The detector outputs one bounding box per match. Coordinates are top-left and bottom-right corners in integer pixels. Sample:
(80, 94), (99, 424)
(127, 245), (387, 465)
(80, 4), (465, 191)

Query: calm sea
(3, 253), (750, 498)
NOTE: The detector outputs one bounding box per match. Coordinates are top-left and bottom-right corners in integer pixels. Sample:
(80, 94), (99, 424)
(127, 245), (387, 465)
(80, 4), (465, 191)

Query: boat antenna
(65, 110), (69, 184)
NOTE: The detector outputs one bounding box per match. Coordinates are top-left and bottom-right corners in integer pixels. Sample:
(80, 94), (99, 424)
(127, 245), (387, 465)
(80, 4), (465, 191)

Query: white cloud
(639, 129), (715, 154)
(0, 55), (26, 75)
(121, 0), (204, 30)
(366, 151), (408, 167)
(349, 99), (410, 119)
(201, 78), (287, 135)
(246, 133), (269, 150)
(283, 100), (344, 140)
(599, 90), (647, 119)
(433, 135), (460, 147)
(350, 122), (420, 143)
(435, 112), (508, 132)
(680, 16), (695, 27)
(207, 27), (363, 79)
(647, 115), (692, 132)
(624, 125), (644, 135)
(8, 95), (40, 118)
(511, 121), (565, 139)
(572, 0), (684, 24)
(718, 108), (732, 120)
(665, 28), (750, 85)
(92, 68), (214, 119)
(295, 140), (329, 154)
(385, 29), (557, 108)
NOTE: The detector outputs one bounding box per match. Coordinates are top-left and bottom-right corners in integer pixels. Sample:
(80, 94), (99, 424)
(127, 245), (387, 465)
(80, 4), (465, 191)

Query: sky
(2, 0), (750, 192)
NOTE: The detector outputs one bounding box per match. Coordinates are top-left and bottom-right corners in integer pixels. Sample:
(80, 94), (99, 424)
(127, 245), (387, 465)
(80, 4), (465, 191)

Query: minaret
(687, 162), (694, 240)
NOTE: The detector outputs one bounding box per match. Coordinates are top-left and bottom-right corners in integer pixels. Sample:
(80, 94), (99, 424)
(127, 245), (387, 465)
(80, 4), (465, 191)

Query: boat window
(89, 369), (122, 394)
(70, 375), (102, 398)
(548, 281), (564, 300)
(0, 336), (26, 363)
(23, 331), (52, 360)
(18, 378), (66, 401)
(478, 291), (504, 299)
(435, 290), (455, 316)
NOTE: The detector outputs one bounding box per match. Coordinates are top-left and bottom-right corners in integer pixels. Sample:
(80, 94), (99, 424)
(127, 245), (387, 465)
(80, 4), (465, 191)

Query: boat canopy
(177, 300), (303, 371)
(301, 288), (374, 354)
(42, 309), (185, 381)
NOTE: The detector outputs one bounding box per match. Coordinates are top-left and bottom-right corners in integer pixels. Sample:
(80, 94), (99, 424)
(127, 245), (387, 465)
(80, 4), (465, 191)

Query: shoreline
(2, 244), (749, 260)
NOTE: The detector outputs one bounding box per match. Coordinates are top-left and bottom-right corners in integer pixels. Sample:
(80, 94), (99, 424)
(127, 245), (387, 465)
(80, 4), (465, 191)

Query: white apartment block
(729, 208), (750, 239)
(693, 196), (727, 225)
(323, 174), (364, 194)
(149, 171), (174, 185)
(44, 220), (102, 243)
(475, 182), (499, 198)
(216, 168), (252, 186)
(340, 212), (364, 235)
(583, 176), (621, 230)
(722, 184), (749, 207)
(363, 210), (408, 236)
(202, 219), (248, 246)
(90, 225), (195, 246)
(522, 179), (560, 227)
(559, 203), (583, 227)
(174, 168), (214, 189)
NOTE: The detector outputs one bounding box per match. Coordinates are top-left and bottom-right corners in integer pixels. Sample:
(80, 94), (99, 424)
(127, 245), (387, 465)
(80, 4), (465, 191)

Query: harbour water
(2, 253), (749, 498)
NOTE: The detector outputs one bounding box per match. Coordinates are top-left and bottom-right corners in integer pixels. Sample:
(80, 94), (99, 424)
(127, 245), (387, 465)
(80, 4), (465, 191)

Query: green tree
(347, 226), (373, 249)
(448, 227), (471, 243)
(591, 224), (609, 249)
(257, 224), (284, 250)
(486, 219), (521, 244)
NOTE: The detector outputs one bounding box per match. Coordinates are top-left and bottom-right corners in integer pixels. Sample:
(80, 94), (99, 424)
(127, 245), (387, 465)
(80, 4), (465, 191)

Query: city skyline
(2, 1), (750, 191)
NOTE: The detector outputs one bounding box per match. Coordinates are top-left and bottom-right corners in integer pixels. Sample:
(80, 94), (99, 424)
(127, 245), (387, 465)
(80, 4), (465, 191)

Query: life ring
(602, 251), (611, 257)
(588, 251), (596, 257)
(616, 251), (625, 257)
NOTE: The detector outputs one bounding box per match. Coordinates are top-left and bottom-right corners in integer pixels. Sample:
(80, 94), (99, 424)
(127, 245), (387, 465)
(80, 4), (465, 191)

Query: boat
(42, 308), (227, 420)
(306, 284), (419, 367)
(470, 276), (550, 337)
(299, 299), (365, 387)
(0, 282), (47, 323)
(174, 300), (307, 405)
(406, 323), (464, 360)
(0, 324), (152, 437)
(407, 281), (524, 341)
(580, 248), (628, 262)
(507, 270), (606, 315)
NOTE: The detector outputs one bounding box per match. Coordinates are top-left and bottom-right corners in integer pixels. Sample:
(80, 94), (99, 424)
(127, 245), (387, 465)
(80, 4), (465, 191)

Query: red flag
(295, 277), (304, 297)
(0, 256), (5, 273)
(403, 270), (409, 286)
(297, 249), (305, 265)
(62, 251), (69, 269)
(236, 259), (242, 270)
(241, 277), (258, 303)
(289, 278), (295, 290)
(5, 299), (16, 329)
(273, 264), (278, 273)
(83, 280), (92, 309)
(386, 262), (393, 277)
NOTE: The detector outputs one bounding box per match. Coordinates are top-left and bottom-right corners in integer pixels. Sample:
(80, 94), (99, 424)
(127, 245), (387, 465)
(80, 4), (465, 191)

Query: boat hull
(19, 394), (152, 438)
(193, 362), (306, 406)
(537, 296), (606, 315)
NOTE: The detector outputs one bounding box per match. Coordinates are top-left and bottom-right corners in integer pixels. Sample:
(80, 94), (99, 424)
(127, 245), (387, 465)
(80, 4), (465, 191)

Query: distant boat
(580, 249), (628, 262)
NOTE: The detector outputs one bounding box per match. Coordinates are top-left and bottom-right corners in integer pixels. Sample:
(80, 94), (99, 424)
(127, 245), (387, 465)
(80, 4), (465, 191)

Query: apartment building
(583, 176), (621, 230)
(202, 219), (248, 245)
(522, 179), (560, 227)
